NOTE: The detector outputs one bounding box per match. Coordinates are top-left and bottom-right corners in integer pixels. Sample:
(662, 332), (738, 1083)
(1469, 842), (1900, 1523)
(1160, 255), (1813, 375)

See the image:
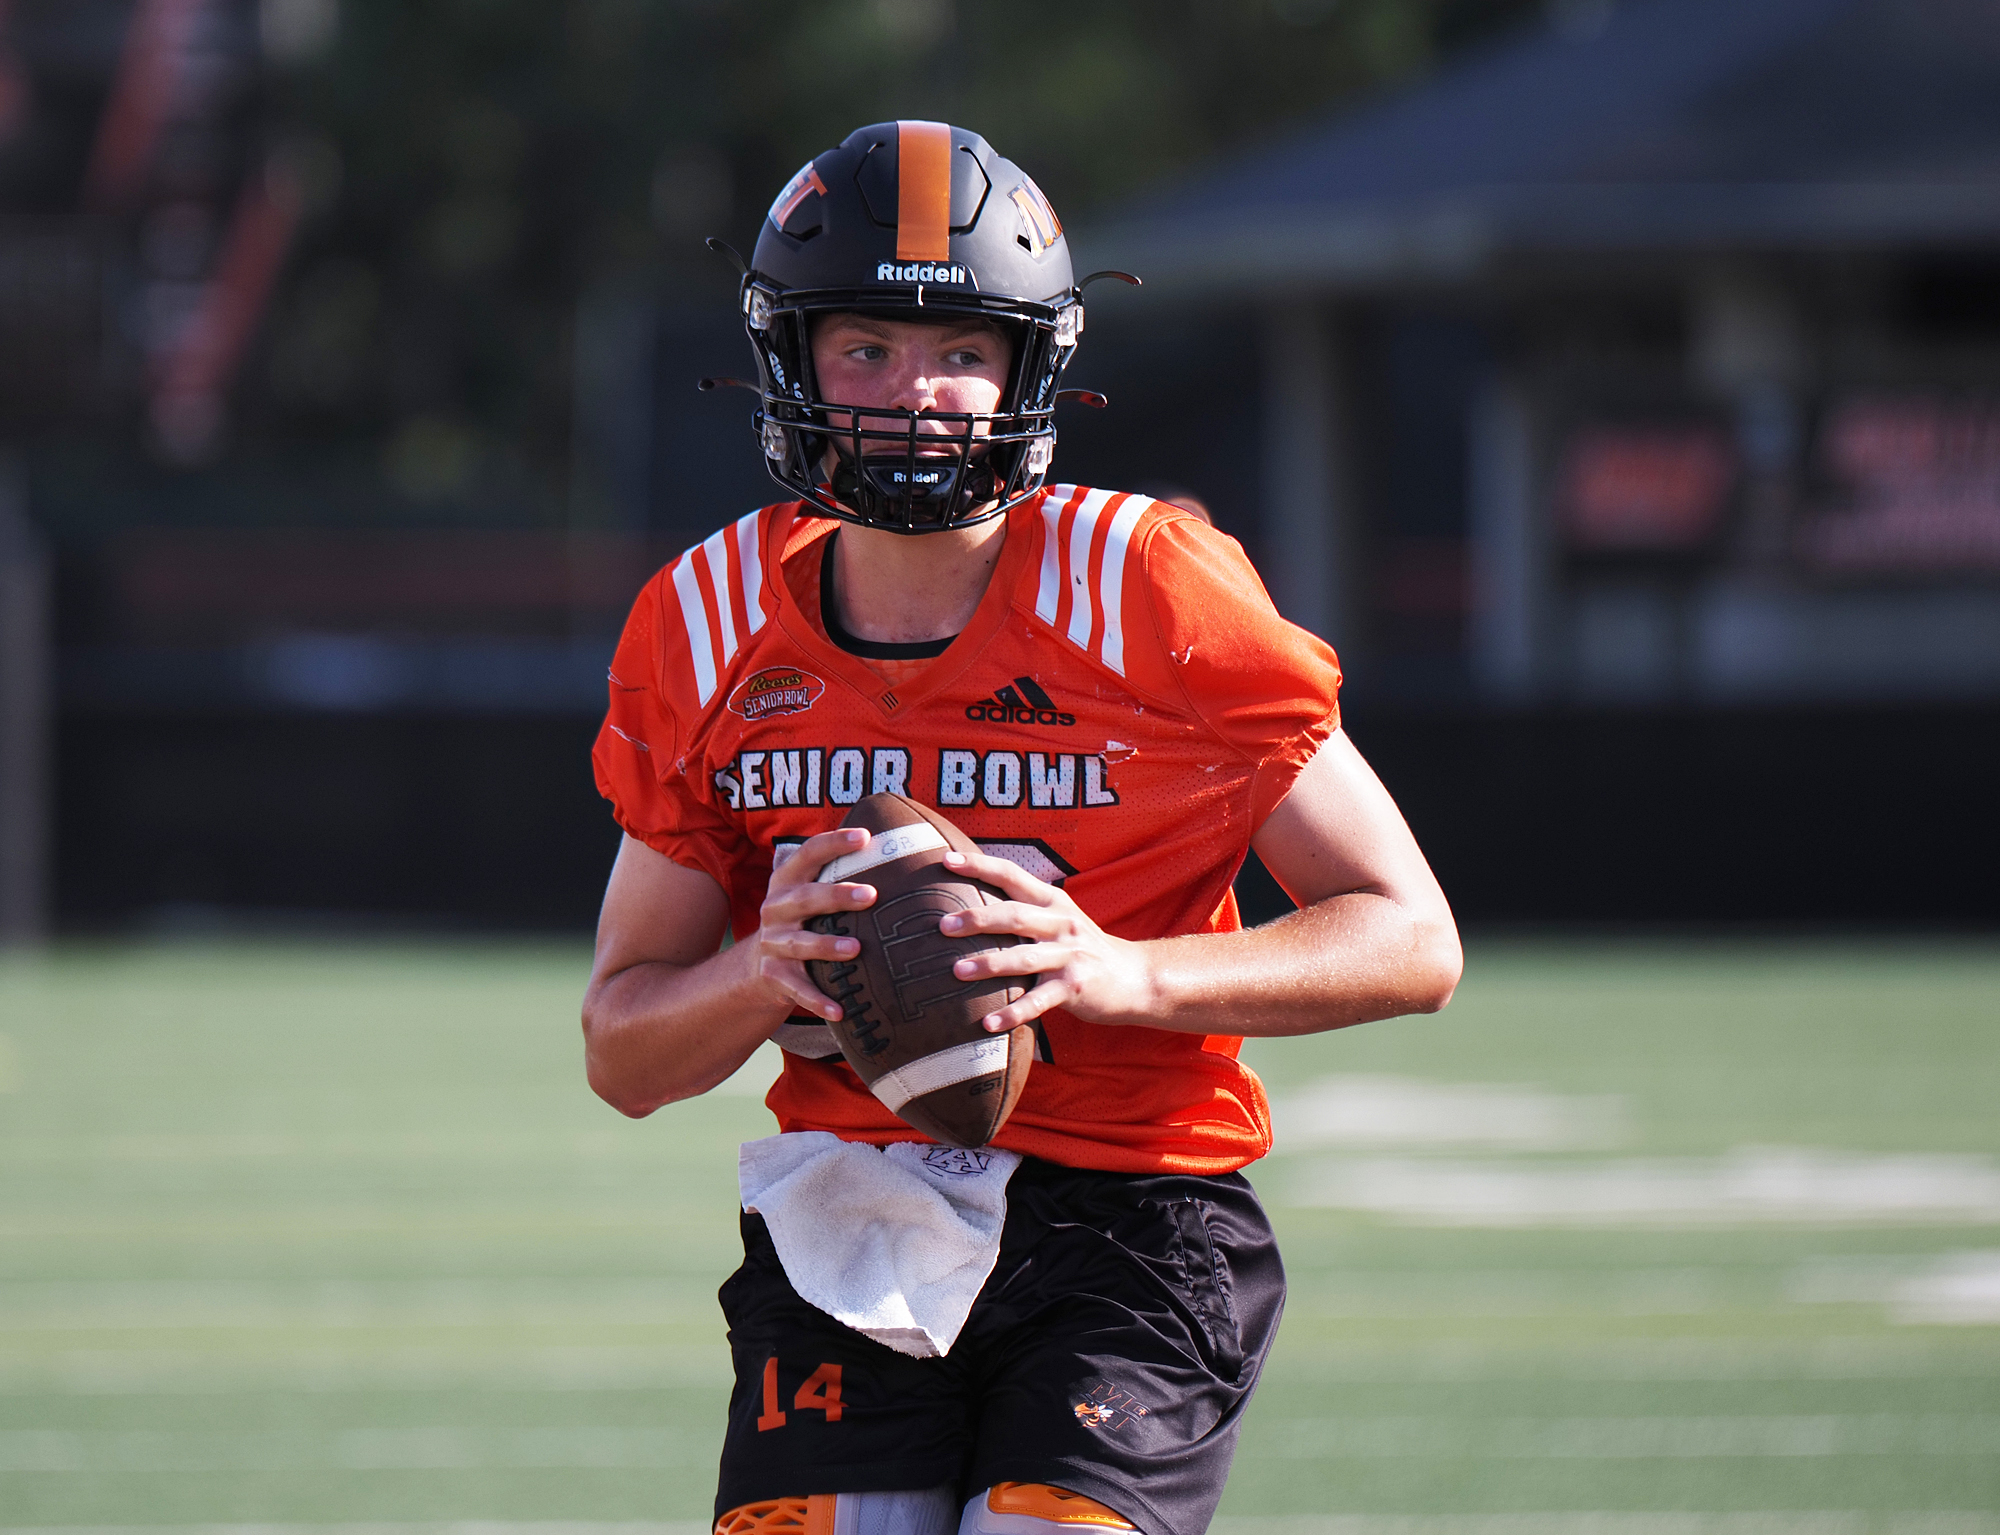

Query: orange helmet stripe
(895, 119), (953, 262)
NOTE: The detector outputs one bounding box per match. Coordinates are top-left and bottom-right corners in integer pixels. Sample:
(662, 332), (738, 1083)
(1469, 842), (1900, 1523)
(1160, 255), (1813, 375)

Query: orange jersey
(593, 485), (1342, 1174)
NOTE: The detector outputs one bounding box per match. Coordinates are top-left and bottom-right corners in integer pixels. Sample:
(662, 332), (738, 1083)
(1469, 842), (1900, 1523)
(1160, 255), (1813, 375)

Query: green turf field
(1, 938), (1996, 1532)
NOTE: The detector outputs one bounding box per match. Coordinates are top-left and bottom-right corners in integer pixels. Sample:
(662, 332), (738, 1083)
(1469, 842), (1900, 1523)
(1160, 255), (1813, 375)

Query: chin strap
(827, 454), (1000, 530)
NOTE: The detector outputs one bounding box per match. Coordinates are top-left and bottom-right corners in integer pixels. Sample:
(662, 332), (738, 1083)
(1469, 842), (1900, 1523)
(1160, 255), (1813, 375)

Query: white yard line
(1791, 1251), (2000, 1324)
(0, 1344), (731, 1396)
(1238, 1413), (2000, 1460)
(0, 1278), (720, 1331)
(0, 1426), (695, 1473)
(1271, 1075), (1627, 1152)
(1285, 1148), (2000, 1226)
(1268, 1334), (2000, 1381)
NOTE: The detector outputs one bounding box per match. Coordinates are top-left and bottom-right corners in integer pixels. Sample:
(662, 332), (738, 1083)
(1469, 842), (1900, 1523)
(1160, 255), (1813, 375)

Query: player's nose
(886, 374), (940, 414)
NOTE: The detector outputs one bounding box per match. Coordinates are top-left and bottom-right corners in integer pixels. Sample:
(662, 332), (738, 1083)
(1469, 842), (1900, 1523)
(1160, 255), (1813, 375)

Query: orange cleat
(983, 1483), (1135, 1529)
(714, 1495), (836, 1535)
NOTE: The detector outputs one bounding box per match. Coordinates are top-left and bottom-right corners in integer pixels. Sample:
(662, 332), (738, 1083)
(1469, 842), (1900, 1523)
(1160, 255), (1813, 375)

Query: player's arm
(580, 829), (875, 1116)
(941, 726), (1461, 1037)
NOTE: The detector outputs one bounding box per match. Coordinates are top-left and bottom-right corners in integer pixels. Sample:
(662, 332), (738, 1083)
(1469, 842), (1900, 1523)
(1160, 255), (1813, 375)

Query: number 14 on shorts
(757, 1356), (844, 1430)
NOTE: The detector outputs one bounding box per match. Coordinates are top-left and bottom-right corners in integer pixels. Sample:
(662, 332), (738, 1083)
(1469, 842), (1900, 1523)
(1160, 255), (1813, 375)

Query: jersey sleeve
(590, 570), (739, 894)
(1138, 513), (1343, 829)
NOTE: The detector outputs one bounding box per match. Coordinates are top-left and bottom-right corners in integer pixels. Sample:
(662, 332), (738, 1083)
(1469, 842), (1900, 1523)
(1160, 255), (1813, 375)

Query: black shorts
(713, 1156), (1286, 1535)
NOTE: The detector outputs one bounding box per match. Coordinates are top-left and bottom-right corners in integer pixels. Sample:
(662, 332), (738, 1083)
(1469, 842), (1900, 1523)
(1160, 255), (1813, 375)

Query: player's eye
(847, 344), (887, 362)
(945, 347), (986, 367)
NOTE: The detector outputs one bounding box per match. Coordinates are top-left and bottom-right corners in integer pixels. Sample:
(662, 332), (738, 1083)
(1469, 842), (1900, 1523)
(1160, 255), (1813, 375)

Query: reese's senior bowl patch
(727, 667), (826, 721)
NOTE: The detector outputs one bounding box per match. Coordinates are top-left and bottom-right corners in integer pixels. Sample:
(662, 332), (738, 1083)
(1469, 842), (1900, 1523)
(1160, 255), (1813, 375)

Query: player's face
(809, 314), (1013, 446)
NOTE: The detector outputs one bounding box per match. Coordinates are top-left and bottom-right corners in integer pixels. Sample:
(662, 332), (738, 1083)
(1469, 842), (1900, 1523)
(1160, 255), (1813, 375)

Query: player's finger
(950, 936), (1066, 980)
(938, 901), (1066, 943)
(769, 827), (868, 889)
(940, 848), (1056, 903)
(761, 928), (860, 962)
(762, 879), (876, 925)
(759, 956), (845, 1021)
(977, 976), (1077, 1032)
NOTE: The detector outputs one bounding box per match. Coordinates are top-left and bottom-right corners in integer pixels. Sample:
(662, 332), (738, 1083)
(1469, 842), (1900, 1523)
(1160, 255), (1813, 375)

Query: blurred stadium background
(1, 0), (1996, 1528)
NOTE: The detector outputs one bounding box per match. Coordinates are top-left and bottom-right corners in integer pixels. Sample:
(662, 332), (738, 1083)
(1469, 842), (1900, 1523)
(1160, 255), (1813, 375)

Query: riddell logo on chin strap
(965, 676), (1074, 727)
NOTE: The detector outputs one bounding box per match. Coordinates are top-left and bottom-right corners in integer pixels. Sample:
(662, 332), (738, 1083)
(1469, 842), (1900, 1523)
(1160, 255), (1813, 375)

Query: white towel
(738, 1131), (1021, 1359)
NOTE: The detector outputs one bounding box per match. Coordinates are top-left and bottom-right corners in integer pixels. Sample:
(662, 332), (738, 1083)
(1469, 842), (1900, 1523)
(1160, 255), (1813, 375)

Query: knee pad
(716, 1488), (957, 1535)
(958, 1483), (1136, 1535)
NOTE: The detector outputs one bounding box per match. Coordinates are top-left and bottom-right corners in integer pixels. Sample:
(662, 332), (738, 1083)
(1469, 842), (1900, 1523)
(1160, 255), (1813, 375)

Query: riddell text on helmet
(875, 262), (971, 284)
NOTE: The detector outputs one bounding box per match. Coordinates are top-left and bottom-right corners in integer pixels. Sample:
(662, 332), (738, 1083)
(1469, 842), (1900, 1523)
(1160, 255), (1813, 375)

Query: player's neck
(830, 516), (1007, 646)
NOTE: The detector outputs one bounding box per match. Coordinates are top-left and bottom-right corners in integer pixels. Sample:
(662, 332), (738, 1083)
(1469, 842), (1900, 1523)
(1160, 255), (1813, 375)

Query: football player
(584, 122), (1460, 1535)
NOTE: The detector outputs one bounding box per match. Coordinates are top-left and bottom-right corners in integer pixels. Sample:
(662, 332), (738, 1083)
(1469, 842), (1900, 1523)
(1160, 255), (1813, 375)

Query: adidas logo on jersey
(964, 676), (1075, 728)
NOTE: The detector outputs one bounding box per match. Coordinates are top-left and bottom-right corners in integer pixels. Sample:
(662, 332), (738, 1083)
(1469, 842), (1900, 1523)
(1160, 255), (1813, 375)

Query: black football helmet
(729, 121), (1087, 533)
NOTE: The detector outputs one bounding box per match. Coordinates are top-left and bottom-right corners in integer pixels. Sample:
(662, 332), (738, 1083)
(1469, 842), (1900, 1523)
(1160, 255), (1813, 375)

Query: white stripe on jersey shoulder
(735, 508), (769, 634)
(700, 526), (738, 665)
(1028, 485), (1158, 678)
(1034, 483), (1081, 625)
(1064, 488), (1116, 648)
(666, 507), (778, 708)
(667, 550), (717, 706)
(1097, 492), (1153, 677)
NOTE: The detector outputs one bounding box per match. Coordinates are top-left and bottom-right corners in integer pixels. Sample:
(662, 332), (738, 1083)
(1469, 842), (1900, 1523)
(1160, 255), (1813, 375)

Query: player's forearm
(1126, 890), (1461, 1036)
(582, 941), (791, 1115)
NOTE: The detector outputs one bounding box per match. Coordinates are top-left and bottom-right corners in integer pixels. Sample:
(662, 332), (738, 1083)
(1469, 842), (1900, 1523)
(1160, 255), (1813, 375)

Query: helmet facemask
(745, 286), (1078, 534)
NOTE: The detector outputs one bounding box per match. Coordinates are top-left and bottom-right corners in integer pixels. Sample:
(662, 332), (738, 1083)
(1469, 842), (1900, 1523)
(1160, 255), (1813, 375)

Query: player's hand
(752, 827), (877, 1022)
(936, 849), (1153, 1030)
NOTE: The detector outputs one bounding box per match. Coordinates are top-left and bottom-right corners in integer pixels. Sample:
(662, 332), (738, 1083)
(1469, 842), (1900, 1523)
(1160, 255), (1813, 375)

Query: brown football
(805, 793), (1034, 1149)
